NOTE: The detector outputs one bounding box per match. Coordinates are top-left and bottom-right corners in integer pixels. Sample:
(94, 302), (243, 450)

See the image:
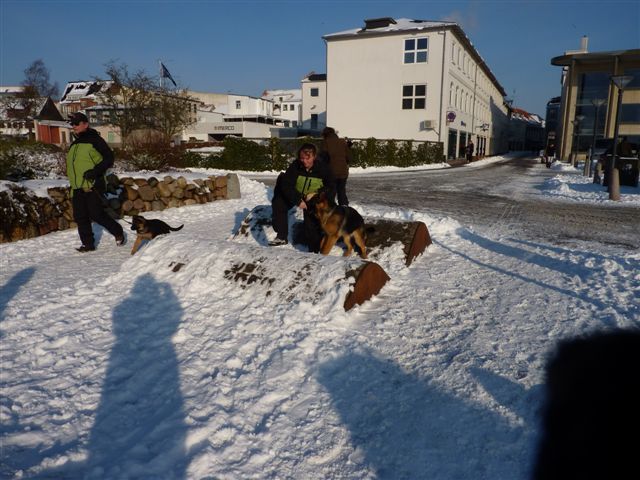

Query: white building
(261, 89), (302, 127)
(323, 17), (510, 158)
(301, 73), (327, 132)
(185, 91), (282, 141)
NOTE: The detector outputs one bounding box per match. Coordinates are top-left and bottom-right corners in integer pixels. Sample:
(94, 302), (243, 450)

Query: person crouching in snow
(269, 143), (335, 252)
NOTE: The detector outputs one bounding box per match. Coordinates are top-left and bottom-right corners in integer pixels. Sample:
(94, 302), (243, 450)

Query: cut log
(213, 245), (389, 311)
(234, 205), (431, 266)
(344, 262), (390, 310)
(364, 218), (431, 266)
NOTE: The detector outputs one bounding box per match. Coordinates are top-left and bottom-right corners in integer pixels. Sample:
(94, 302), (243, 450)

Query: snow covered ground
(1, 156), (639, 479)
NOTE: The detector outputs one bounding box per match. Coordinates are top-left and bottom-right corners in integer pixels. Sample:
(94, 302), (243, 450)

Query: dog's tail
(170, 225), (184, 231)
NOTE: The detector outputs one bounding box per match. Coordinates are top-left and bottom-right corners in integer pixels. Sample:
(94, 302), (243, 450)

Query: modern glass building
(551, 48), (640, 161)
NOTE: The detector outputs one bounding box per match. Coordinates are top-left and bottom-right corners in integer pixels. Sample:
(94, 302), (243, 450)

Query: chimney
(580, 35), (589, 52)
(363, 17), (397, 30)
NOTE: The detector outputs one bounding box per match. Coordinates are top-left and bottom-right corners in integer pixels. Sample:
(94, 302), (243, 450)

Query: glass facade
(448, 128), (457, 159)
(575, 72), (610, 151)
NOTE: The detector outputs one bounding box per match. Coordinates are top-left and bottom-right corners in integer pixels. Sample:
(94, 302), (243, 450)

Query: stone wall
(0, 173), (241, 243)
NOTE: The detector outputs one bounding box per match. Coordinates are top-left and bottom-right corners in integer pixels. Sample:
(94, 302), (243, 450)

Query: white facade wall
(227, 94), (273, 116)
(180, 109), (226, 142)
(301, 79), (326, 131)
(325, 22), (509, 157)
(262, 90), (302, 126)
(326, 33), (444, 141)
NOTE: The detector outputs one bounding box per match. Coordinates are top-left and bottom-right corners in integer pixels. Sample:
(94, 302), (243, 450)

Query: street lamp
(608, 74), (634, 201)
(571, 114), (585, 167)
(586, 98), (606, 177)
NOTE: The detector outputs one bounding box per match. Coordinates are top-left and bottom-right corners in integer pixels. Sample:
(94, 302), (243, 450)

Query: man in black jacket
(66, 112), (125, 252)
(269, 143), (335, 252)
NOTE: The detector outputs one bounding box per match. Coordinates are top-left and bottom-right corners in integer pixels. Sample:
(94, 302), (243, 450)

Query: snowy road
(258, 155), (640, 249)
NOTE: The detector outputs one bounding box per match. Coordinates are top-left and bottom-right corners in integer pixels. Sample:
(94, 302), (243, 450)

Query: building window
(290, 104), (295, 110)
(235, 100), (241, 109)
(310, 88), (319, 97)
(620, 104), (640, 124)
(402, 84), (426, 109)
(404, 37), (428, 63)
(292, 120), (297, 127)
(283, 104), (288, 111)
(311, 114), (318, 129)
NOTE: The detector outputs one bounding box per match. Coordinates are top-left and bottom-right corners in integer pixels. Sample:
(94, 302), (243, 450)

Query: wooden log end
(344, 262), (390, 311)
(405, 221), (431, 266)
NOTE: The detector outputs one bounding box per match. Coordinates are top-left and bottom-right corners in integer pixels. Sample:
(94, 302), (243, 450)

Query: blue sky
(1, 0), (638, 117)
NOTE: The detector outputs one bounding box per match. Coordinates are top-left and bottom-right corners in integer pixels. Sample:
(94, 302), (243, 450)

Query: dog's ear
(305, 192), (317, 202)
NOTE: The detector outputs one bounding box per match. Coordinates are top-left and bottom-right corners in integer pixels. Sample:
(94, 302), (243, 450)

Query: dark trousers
(271, 194), (322, 253)
(72, 189), (123, 248)
(335, 178), (349, 205)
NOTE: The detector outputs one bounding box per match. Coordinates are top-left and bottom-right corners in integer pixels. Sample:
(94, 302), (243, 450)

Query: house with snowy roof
(261, 89), (302, 127)
(508, 107), (545, 152)
(58, 80), (114, 117)
(322, 17), (510, 158)
(1, 86), (64, 140)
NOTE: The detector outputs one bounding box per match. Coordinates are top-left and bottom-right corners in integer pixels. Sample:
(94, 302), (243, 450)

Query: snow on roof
(0, 86), (24, 95)
(60, 81), (113, 103)
(323, 17), (455, 38)
(261, 89), (302, 102)
(511, 107), (544, 125)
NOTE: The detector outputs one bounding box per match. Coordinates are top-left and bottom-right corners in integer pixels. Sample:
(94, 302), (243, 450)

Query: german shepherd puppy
(308, 192), (368, 259)
(130, 215), (184, 255)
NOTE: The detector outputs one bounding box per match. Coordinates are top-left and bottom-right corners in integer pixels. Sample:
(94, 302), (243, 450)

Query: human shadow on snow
(434, 240), (626, 324)
(83, 273), (188, 478)
(317, 350), (532, 479)
(458, 229), (595, 280)
(0, 266), (36, 325)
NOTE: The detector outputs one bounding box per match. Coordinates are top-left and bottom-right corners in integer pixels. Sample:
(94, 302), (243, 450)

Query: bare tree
(23, 59), (59, 98)
(97, 61), (196, 145)
(151, 87), (198, 142)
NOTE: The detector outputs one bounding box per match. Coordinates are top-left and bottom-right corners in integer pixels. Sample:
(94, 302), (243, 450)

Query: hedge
(183, 136), (444, 171)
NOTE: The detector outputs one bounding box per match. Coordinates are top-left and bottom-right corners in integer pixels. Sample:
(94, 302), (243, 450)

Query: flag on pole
(160, 62), (177, 87)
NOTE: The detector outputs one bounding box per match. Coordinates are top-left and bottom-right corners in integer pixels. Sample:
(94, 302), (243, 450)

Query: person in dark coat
(269, 143), (335, 252)
(465, 139), (474, 162)
(545, 143), (556, 168)
(321, 127), (352, 205)
(66, 112), (125, 252)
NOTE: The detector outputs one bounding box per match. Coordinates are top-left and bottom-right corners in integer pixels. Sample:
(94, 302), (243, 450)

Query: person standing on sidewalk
(66, 112), (125, 252)
(465, 139), (475, 162)
(321, 127), (352, 205)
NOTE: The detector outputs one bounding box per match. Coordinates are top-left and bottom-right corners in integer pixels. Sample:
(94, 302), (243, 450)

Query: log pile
(0, 173), (240, 243)
(0, 184), (67, 243)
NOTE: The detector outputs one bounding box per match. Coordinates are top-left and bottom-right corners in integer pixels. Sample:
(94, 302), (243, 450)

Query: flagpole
(159, 60), (163, 89)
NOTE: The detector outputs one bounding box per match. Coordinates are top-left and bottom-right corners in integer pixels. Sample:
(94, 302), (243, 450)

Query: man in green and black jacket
(270, 143), (335, 252)
(66, 112), (125, 252)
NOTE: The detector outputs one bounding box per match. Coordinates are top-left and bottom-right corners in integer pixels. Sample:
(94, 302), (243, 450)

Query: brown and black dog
(308, 192), (368, 259)
(130, 215), (184, 255)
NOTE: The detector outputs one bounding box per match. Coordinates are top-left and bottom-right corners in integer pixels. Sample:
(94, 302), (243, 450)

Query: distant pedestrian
(545, 143), (555, 168)
(465, 140), (474, 162)
(321, 127), (352, 205)
(66, 112), (125, 252)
